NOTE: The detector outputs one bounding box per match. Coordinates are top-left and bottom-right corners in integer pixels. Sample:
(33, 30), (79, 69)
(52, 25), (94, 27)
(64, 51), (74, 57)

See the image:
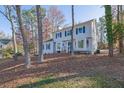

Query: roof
(0, 39), (11, 45)
(43, 39), (53, 42)
(57, 19), (96, 32)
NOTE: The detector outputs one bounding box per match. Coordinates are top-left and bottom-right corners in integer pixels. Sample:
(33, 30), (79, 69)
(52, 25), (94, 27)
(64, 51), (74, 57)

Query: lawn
(0, 53), (124, 88)
(17, 74), (124, 88)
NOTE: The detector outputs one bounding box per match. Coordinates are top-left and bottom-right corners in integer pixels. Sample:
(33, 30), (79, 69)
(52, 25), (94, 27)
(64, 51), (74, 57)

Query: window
(79, 28), (83, 33)
(46, 43), (50, 50)
(78, 40), (84, 48)
(83, 26), (85, 33)
(65, 30), (71, 36)
(67, 31), (70, 36)
(57, 43), (61, 49)
(56, 32), (62, 38)
(76, 28), (78, 35)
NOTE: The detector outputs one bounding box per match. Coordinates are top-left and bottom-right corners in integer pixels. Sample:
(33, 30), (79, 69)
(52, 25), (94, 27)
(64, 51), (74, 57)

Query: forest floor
(0, 51), (124, 88)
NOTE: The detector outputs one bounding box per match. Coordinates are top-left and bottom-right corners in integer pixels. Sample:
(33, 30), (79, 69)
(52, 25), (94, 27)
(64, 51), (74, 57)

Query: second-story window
(65, 30), (71, 36)
(56, 32), (62, 38)
(79, 28), (83, 33)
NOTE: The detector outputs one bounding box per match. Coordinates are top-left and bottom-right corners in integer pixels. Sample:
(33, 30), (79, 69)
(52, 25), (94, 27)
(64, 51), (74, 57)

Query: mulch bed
(0, 53), (124, 87)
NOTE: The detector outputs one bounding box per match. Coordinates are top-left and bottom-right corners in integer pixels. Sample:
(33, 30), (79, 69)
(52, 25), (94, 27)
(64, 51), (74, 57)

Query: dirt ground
(0, 52), (124, 87)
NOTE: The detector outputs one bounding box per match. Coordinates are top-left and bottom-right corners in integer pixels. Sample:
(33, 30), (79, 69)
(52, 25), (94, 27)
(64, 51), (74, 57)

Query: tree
(112, 5), (124, 54)
(43, 17), (53, 41)
(71, 5), (74, 55)
(16, 5), (31, 68)
(22, 9), (36, 55)
(47, 6), (65, 32)
(104, 5), (113, 57)
(97, 16), (107, 49)
(36, 5), (43, 63)
(0, 5), (18, 61)
(117, 5), (124, 54)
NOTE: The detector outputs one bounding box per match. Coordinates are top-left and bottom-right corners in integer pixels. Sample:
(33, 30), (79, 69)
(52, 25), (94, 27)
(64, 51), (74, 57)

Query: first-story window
(46, 43), (50, 50)
(78, 40), (84, 48)
(57, 43), (61, 49)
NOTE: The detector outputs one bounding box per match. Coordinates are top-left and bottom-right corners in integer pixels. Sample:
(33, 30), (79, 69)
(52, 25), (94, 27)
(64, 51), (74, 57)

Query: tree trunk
(71, 5), (74, 55)
(105, 5), (113, 57)
(10, 20), (18, 61)
(119, 5), (124, 54)
(36, 5), (43, 63)
(117, 5), (123, 54)
(16, 5), (31, 68)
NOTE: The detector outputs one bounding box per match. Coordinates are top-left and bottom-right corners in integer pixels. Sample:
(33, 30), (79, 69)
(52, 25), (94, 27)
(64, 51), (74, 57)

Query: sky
(0, 5), (105, 36)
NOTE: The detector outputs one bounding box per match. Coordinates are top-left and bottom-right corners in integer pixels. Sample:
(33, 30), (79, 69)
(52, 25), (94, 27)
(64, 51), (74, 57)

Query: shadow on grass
(17, 74), (78, 88)
(17, 73), (124, 88)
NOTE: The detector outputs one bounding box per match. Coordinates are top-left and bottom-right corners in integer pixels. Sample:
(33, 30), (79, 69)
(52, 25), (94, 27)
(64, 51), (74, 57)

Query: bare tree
(36, 5), (43, 63)
(47, 6), (65, 32)
(0, 6), (18, 61)
(16, 5), (31, 68)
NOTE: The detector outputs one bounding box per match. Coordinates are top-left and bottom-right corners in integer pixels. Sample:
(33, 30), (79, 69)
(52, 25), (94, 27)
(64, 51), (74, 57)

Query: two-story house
(43, 19), (98, 54)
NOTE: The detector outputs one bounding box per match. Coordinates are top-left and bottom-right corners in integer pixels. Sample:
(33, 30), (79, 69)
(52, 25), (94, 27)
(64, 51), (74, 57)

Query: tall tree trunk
(11, 21), (18, 61)
(119, 5), (124, 54)
(30, 20), (35, 55)
(117, 5), (124, 54)
(105, 5), (113, 57)
(71, 5), (74, 55)
(36, 5), (43, 63)
(16, 5), (31, 68)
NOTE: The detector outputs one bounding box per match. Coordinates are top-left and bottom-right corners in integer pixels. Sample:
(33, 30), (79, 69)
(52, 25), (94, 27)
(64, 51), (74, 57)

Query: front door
(68, 41), (71, 53)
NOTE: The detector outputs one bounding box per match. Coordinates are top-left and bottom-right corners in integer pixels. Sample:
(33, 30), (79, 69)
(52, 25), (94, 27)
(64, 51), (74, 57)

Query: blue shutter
(56, 33), (57, 38)
(60, 32), (62, 38)
(83, 26), (85, 33)
(70, 30), (72, 35)
(65, 31), (66, 37)
(76, 28), (78, 35)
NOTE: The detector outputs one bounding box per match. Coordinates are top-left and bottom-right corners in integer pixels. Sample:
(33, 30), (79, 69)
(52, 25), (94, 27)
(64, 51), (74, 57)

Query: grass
(18, 74), (124, 88)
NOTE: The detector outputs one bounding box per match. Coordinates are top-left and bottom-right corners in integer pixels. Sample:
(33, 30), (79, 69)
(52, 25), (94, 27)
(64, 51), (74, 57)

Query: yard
(0, 52), (124, 88)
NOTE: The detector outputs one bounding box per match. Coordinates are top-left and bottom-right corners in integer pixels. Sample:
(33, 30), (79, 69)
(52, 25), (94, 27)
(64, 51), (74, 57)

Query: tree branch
(0, 9), (11, 22)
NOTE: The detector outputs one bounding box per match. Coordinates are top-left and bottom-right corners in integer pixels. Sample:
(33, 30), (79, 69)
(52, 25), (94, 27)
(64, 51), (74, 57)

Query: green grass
(17, 74), (124, 88)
